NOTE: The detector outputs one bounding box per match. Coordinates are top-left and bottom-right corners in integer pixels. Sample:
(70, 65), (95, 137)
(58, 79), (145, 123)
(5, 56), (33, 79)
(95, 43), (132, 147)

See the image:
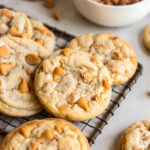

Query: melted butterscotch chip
(25, 54), (40, 65)
(34, 26), (48, 35)
(83, 71), (93, 83)
(18, 77), (29, 93)
(53, 11), (61, 21)
(45, 0), (54, 8)
(61, 48), (73, 57)
(35, 38), (44, 46)
(58, 104), (70, 111)
(0, 46), (10, 58)
(103, 77), (110, 90)
(55, 125), (63, 134)
(9, 27), (21, 37)
(114, 51), (121, 60)
(32, 129), (53, 150)
(90, 56), (99, 63)
(1, 9), (13, 19)
(21, 124), (37, 137)
(53, 67), (66, 82)
(77, 97), (89, 112)
(0, 62), (14, 75)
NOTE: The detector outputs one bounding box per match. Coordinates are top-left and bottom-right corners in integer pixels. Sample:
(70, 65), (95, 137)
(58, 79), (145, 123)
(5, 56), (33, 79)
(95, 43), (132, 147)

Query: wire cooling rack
(0, 5), (143, 147)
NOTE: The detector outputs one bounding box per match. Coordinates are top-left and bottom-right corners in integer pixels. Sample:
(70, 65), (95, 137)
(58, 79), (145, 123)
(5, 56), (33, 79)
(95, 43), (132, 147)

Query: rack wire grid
(0, 6), (143, 147)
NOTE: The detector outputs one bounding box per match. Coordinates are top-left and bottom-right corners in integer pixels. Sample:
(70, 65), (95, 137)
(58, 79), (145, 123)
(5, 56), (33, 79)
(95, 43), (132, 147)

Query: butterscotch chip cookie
(118, 120), (150, 150)
(34, 48), (112, 121)
(68, 33), (137, 85)
(0, 36), (52, 117)
(0, 118), (90, 150)
(0, 9), (33, 38)
(31, 19), (55, 53)
(143, 25), (150, 50)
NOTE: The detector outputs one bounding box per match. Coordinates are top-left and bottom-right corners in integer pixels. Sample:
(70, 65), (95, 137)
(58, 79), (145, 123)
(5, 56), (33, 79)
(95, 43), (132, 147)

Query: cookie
(68, 33), (137, 85)
(143, 25), (150, 50)
(34, 48), (112, 121)
(0, 118), (90, 150)
(118, 120), (150, 150)
(0, 9), (33, 38)
(0, 36), (52, 117)
(31, 19), (55, 52)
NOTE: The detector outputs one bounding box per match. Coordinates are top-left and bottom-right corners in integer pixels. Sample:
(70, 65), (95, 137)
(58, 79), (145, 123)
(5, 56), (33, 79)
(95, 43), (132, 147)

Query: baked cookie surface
(31, 19), (55, 53)
(0, 36), (52, 117)
(68, 33), (137, 85)
(144, 25), (150, 50)
(0, 118), (90, 150)
(34, 48), (112, 121)
(118, 120), (150, 150)
(0, 9), (33, 38)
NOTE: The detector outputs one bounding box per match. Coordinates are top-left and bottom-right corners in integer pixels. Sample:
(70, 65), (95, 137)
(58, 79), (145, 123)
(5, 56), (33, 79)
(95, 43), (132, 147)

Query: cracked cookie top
(68, 33), (137, 85)
(0, 118), (90, 150)
(0, 9), (33, 38)
(34, 48), (112, 121)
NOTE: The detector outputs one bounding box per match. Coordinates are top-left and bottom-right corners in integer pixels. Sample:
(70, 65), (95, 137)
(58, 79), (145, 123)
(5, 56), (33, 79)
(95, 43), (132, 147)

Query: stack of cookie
(0, 8), (138, 149)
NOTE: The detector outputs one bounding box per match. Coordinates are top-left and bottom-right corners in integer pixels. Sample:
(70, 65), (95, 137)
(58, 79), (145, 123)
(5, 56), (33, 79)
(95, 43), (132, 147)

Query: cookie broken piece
(34, 49), (111, 121)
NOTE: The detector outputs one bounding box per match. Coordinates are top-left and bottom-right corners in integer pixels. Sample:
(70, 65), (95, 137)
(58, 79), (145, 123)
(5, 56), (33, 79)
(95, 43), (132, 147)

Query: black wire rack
(0, 5), (143, 147)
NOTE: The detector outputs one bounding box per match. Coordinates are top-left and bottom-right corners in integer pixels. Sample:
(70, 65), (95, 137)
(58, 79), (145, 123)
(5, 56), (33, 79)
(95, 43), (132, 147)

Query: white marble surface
(0, 0), (150, 149)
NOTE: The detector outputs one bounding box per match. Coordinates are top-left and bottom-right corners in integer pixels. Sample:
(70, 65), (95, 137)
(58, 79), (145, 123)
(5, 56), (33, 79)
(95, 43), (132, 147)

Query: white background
(0, 0), (150, 149)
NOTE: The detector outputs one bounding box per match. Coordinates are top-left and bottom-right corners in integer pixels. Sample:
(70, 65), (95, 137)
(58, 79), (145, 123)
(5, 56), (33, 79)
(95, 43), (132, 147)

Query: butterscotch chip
(0, 80), (2, 87)
(0, 46), (10, 58)
(18, 77), (29, 93)
(45, 0), (54, 8)
(83, 71), (93, 83)
(35, 49), (111, 121)
(68, 33), (137, 85)
(0, 119), (90, 150)
(32, 129), (53, 150)
(35, 38), (44, 46)
(61, 48), (73, 57)
(53, 11), (61, 21)
(118, 120), (150, 150)
(34, 26), (48, 35)
(1, 9), (12, 19)
(25, 54), (40, 65)
(0, 62), (14, 76)
(53, 67), (66, 82)
(0, 9), (33, 38)
(90, 56), (99, 63)
(9, 27), (21, 37)
(0, 36), (53, 117)
(103, 77), (111, 90)
(77, 97), (89, 112)
(21, 124), (37, 137)
(30, 19), (55, 52)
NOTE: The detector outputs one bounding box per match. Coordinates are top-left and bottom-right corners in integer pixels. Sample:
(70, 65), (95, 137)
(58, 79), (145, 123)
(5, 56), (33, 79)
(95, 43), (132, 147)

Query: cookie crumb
(45, 0), (54, 8)
(53, 11), (61, 21)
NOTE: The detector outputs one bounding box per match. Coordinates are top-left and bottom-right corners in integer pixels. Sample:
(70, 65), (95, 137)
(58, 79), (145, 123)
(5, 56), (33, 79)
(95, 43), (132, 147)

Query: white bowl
(73, 0), (150, 27)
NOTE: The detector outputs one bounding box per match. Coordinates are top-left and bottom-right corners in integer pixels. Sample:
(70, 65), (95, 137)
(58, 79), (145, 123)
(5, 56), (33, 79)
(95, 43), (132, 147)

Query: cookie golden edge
(0, 118), (90, 150)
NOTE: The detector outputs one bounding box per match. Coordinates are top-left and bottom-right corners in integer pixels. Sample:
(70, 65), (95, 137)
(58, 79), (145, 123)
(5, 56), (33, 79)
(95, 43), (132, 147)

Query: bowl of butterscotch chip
(73, 0), (150, 27)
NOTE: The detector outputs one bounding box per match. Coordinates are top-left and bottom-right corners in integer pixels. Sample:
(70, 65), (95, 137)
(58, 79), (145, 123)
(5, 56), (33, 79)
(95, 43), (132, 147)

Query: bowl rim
(87, 0), (148, 8)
